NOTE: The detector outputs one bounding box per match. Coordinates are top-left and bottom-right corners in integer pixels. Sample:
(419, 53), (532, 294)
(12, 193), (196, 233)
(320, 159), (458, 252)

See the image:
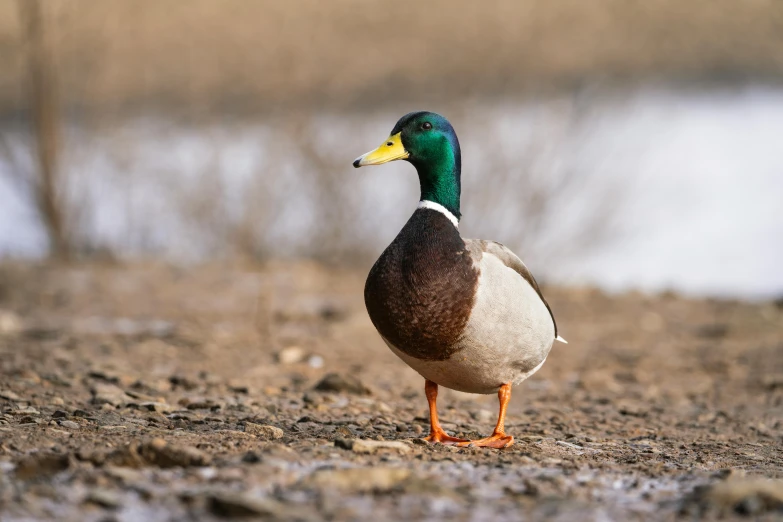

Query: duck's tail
(555, 335), (568, 344)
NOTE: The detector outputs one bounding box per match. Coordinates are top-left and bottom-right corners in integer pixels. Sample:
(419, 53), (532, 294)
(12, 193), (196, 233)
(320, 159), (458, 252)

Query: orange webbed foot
(456, 432), (514, 449)
(423, 428), (470, 445)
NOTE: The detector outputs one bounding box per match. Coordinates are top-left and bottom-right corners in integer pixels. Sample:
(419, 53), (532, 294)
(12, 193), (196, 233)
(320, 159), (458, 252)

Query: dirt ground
(0, 262), (781, 521)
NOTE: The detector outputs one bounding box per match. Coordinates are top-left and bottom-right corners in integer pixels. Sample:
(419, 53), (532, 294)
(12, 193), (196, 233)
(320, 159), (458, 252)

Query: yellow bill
(353, 132), (409, 168)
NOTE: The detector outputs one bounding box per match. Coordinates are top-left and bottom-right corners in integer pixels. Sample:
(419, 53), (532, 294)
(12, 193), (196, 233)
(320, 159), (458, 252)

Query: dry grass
(1, 0), (783, 116)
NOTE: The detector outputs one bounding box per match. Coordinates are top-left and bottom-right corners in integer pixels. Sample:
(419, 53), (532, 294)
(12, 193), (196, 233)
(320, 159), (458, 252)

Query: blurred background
(1, 0), (782, 299)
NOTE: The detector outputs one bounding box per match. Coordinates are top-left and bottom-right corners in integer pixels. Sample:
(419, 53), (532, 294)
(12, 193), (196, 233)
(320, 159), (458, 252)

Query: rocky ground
(0, 262), (781, 521)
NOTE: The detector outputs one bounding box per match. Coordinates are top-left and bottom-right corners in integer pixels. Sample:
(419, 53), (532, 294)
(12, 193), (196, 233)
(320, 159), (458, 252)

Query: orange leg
(456, 382), (514, 449)
(422, 380), (469, 444)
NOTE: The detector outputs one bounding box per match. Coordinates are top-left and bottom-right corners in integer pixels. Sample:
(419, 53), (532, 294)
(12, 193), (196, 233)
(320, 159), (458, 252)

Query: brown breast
(364, 209), (478, 361)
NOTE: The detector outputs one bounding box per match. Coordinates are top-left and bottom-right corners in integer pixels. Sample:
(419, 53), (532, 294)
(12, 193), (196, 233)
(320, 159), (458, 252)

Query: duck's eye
(421, 122), (432, 130)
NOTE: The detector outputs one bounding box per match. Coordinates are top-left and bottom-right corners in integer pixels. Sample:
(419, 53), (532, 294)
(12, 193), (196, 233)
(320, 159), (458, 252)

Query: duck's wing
(464, 239), (565, 343)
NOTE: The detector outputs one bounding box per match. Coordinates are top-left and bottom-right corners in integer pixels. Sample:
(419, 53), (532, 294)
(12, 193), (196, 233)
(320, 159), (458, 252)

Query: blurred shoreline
(2, 84), (783, 300)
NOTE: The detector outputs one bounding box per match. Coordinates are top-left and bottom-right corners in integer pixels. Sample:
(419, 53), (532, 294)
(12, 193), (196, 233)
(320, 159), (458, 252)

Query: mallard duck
(353, 111), (566, 449)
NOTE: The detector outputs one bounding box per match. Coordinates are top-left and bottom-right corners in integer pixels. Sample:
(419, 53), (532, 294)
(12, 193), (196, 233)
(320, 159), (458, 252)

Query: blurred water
(1, 85), (782, 299)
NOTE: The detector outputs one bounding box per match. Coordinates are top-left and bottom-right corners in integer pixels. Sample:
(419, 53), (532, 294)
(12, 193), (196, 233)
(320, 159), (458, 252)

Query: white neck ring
(417, 200), (459, 228)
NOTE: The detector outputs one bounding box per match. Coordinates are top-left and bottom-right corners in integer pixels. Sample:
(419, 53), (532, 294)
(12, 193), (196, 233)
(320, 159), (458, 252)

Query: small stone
(11, 406), (40, 415)
(103, 438), (210, 469)
(244, 422), (284, 440)
(105, 466), (143, 483)
(0, 390), (21, 401)
(51, 410), (69, 419)
(137, 402), (173, 413)
(334, 438), (354, 450)
(59, 420), (80, 430)
(51, 397), (65, 406)
(185, 400), (217, 410)
(263, 387), (282, 397)
(306, 467), (411, 492)
(471, 409), (495, 423)
(349, 439), (411, 454)
(276, 346), (306, 365)
(308, 355), (324, 369)
(90, 383), (131, 406)
(228, 383), (250, 394)
(140, 439), (211, 468)
(85, 488), (123, 509)
(15, 453), (70, 480)
(0, 310), (22, 334)
(207, 493), (286, 518)
(313, 373), (371, 395)
(124, 389), (160, 402)
(88, 370), (121, 384)
(683, 478), (783, 516)
(761, 374), (783, 390)
(241, 451), (262, 464)
(302, 392), (322, 405)
(169, 375), (198, 390)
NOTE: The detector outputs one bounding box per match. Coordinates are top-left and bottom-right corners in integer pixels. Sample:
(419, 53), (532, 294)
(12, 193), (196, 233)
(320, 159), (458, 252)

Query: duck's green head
(353, 111), (462, 220)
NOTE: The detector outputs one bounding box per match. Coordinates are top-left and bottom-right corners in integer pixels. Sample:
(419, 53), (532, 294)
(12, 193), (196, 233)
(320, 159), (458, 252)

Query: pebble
(761, 374), (783, 390)
(471, 409), (495, 423)
(100, 438), (211, 468)
(90, 383), (131, 406)
(137, 401), (173, 413)
(306, 467), (411, 492)
(276, 346), (306, 365)
(683, 477), (783, 516)
(0, 390), (21, 401)
(244, 422), (284, 440)
(337, 438), (412, 454)
(556, 440), (585, 451)
(241, 451), (262, 464)
(104, 466), (143, 483)
(141, 438), (211, 468)
(228, 383), (250, 394)
(59, 420), (80, 430)
(10, 406), (40, 415)
(207, 493), (288, 518)
(313, 373), (371, 395)
(0, 310), (22, 334)
(15, 453), (70, 480)
(85, 488), (123, 509)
